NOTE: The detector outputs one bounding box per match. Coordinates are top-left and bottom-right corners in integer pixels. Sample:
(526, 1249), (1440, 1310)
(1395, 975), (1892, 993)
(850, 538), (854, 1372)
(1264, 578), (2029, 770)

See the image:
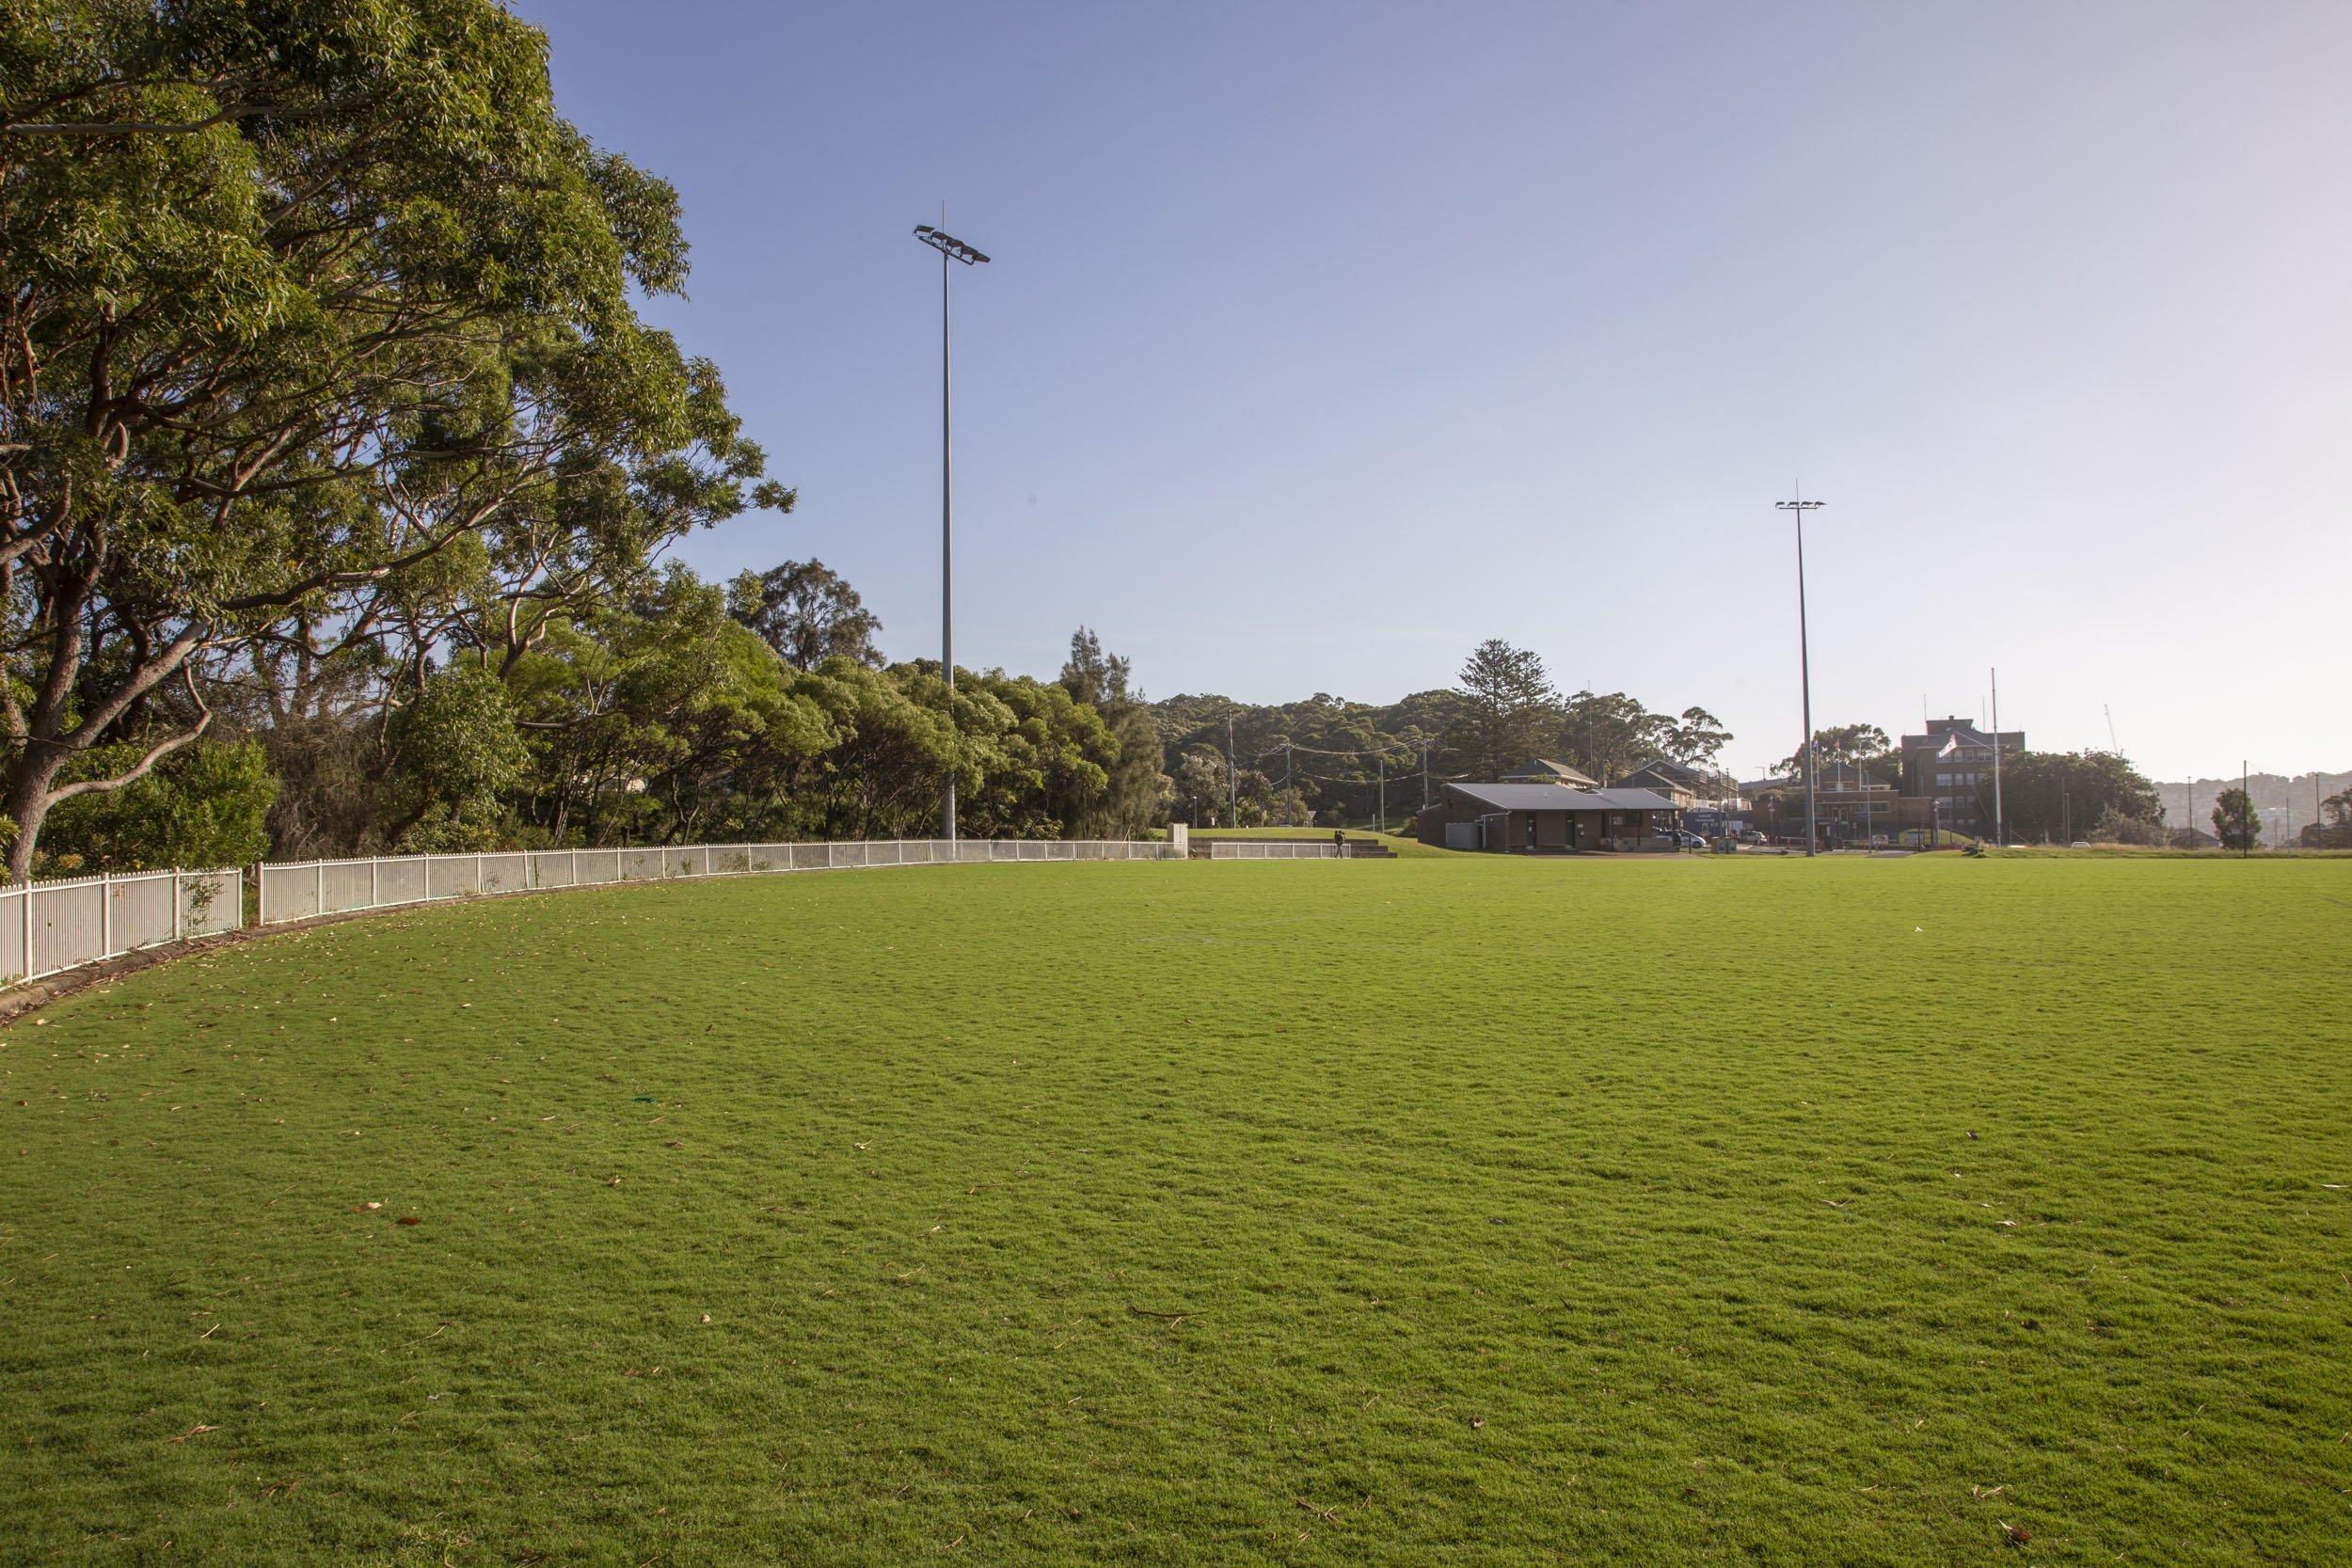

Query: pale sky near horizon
(516, 0), (2350, 784)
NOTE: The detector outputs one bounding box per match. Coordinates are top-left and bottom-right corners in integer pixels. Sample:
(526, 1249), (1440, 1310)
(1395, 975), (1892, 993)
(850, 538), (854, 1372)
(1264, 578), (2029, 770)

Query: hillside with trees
(1153, 640), (1732, 829)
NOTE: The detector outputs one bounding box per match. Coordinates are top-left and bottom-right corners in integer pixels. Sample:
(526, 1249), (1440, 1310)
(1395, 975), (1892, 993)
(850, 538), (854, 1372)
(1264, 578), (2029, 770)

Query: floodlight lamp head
(914, 226), (990, 265)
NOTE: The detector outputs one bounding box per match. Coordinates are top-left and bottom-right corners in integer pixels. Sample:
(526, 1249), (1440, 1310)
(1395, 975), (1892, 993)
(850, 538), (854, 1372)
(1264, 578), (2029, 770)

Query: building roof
(1444, 782), (1679, 814)
(1901, 722), (2022, 749)
(1498, 758), (1599, 787)
(1616, 756), (1708, 786)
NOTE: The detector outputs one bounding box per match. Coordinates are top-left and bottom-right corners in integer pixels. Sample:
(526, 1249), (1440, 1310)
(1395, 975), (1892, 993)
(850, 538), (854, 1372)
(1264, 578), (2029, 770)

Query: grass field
(5, 855), (2349, 1565)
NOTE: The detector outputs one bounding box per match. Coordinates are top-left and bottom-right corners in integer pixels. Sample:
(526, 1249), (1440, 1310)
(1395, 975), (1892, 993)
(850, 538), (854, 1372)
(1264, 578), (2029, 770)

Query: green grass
(5, 856), (2349, 1565)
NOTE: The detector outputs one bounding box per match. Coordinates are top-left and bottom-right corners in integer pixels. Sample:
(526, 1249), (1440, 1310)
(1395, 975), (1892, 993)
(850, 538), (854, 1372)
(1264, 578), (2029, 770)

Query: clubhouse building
(1414, 780), (1683, 853)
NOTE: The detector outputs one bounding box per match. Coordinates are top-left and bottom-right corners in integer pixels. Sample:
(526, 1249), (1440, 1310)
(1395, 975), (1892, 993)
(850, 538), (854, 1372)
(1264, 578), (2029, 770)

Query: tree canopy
(0, 0), (787, 876)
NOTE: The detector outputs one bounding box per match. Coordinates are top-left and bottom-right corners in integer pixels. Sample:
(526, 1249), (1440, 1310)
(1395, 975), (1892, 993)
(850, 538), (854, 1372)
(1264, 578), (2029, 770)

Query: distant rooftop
(1498, 758), (1599, 787)
(1444, 782), (1678, 814)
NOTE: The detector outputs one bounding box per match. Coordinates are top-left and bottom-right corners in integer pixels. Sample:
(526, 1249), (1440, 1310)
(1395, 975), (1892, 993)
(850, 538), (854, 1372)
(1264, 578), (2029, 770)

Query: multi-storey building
(1899, 718), (2025, 838)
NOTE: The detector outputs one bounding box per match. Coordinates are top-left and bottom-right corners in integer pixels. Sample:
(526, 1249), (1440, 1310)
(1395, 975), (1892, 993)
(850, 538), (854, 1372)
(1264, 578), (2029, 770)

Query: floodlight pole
(1777, 490), (1825, 857)
(1990, 666), (2005, 846)
(1228, 709), (1238, 829)
(914, 224), (990, 842)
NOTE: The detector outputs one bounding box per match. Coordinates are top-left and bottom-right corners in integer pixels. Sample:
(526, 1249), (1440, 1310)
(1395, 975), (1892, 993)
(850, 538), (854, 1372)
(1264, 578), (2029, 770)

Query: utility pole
(2243, 759), (2249, 858)
(1376, 753), (1385, 833)
(914, 224), (990, 842)
(1421, 739), (1431, 811)
(1776, 487), (1825, 856)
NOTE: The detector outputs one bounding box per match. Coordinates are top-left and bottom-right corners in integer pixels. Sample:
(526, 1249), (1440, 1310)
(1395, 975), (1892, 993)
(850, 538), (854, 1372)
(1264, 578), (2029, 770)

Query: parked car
(2070, 840), (2091, 849)
(1740, 829), (1769, 845)
(1676, 830), (1708, 850)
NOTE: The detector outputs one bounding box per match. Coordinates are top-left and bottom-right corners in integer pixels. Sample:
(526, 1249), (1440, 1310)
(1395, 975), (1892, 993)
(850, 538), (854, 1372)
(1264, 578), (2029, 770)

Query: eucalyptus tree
(729, 560), (882, 673)
(0, 0), (788, 877)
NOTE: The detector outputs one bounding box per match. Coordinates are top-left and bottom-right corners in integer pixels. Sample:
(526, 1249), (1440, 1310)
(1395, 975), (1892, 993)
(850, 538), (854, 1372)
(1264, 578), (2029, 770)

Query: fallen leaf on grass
(2002, 1522), (2031, 1545)
(1972, 1483), (2006, 1499)
(355, 1201), (382, 1212)
(167, 1424), (217, 1443)
(396, 1215), (421, 1226)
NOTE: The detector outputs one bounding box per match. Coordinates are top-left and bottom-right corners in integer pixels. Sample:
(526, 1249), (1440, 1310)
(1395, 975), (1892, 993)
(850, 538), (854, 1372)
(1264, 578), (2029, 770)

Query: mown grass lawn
(5, 855), (2348, 1565)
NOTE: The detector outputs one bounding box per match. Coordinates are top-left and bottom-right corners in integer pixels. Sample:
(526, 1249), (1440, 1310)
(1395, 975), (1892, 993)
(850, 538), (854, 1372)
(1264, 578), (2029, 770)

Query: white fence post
(370, 855), (379, 911)
(314, 860), (325, 919)
(475, 851), (484, 895)
(23, 880), (33, 979)
(172, 870), (183, 943)
(100, 871), (112, 959)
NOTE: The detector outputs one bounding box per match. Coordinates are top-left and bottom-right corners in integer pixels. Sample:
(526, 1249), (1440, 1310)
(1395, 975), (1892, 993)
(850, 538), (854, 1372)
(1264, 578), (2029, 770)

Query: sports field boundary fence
(0, 840), (1182, 990)
(251, 839), (1183, 927)
(1205, 841), (1340, 860)
(0, 868), (246, 990)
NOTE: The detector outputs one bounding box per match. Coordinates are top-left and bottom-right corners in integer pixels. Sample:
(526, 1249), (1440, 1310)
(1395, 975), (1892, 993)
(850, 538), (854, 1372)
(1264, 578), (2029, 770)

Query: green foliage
(1167, 747), (1295, 828)
(36, 739), (276, 872)
(1057, 628), (1169, 836)
(8, 857), (2351, 1561)
(2089, 803), (2169, 847)
(1454, 639), (1559, 780)
(2303, 787), (2352, 848)
(387, 663), (526, 846)
(1772, 722), (1897, 781)
(1998, 750), (2165, 844)
(727, 559), (882, 672)
(0, 0), (788, 875)
(2211, 786), (2261, 850)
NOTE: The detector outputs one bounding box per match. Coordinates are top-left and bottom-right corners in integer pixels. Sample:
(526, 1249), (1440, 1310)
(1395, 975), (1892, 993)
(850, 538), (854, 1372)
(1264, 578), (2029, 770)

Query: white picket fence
(251, 839), (1182, 927)
(1206, 841), (1341, 860)
(0, 869), (246, 989)
(0, 838), (1195, 991)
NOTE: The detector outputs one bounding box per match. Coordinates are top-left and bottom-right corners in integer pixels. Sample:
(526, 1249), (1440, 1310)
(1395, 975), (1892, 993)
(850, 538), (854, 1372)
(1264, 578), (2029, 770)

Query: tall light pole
(1776, 488), (1824, 856)
(1227, 710), (1238, 829)
(1989, 666), (2006, 847)
(914, 224), (990, 842)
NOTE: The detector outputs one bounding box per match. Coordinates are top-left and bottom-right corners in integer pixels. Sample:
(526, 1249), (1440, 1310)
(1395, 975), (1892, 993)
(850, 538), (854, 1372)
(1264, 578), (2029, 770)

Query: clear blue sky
(516, 0), (2351, 783)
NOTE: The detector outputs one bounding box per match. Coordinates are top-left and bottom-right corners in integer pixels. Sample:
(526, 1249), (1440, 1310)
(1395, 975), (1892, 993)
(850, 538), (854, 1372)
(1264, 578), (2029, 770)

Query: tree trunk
(3, 746), (68, 883)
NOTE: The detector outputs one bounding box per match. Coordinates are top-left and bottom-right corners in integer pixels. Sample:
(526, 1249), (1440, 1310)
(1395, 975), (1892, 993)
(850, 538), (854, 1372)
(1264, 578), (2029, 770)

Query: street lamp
(1776, 488), (1825, 857)
(914, 224), (990, 842)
